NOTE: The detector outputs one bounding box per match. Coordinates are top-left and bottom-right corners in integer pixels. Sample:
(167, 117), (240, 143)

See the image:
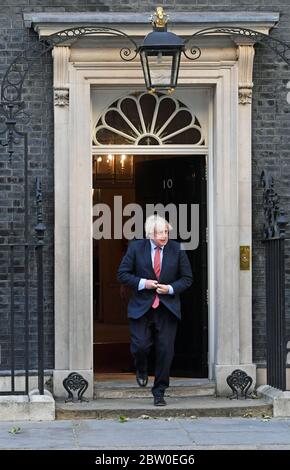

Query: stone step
(94, 378), (216, 399)
(56, 396), (273, 420)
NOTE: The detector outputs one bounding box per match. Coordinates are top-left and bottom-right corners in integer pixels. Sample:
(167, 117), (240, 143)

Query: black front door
(134, 155), (208, 377)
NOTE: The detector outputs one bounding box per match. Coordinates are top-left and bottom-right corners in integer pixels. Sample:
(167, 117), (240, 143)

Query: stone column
(52, 46), (71, 397)
(214, 43), (256, 395)
(213, 66), (241, 394)
(237, 43), (256, 373)
(53, 56), (94, 398)
(69, 64), (93, 395)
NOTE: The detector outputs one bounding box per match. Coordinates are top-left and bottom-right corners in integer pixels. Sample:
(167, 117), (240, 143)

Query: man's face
(152, 225), (169, 247)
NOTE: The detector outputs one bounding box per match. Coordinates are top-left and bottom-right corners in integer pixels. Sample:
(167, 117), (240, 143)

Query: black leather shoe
(136, 371), (148, 387)
(153, 396), (166, 406)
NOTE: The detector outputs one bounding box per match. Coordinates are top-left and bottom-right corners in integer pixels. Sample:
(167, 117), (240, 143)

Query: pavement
(1, 416), (290, 450)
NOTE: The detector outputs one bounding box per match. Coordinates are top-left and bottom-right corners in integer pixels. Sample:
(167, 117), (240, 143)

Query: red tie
(152, 246), (161, 309)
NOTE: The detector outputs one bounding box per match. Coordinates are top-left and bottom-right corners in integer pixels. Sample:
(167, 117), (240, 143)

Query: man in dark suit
(117, 214), (193, 406)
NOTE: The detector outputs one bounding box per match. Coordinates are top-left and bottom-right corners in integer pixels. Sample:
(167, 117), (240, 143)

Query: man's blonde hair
(145, 214), (172, 238)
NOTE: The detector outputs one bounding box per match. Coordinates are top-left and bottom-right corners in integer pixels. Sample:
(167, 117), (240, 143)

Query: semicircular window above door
(92, 92), (205, 146)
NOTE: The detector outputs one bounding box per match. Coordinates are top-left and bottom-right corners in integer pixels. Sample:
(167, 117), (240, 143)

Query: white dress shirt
(138, 239), (174, 294)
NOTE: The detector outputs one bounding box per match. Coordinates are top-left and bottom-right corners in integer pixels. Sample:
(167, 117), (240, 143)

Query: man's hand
(156, 284), (169, 294)
(145, 280), (158, 289)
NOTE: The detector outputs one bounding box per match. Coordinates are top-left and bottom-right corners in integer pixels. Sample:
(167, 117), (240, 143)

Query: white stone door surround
(25, 12), (278, 397)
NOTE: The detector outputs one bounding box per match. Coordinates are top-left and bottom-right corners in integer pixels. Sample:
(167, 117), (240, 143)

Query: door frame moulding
(92, 147), (208, 155)
(91, 84), (213, 380)
(52, 44), (254, 396)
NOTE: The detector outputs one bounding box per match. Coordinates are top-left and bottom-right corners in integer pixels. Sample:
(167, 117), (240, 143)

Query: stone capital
(54, 88), (69, 107)
(53, 46), (70, 106)
(237, 44), (255, 105)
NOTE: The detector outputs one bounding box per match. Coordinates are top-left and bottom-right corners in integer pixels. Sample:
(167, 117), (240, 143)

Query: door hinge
(206, 289), (209, 305)
(206, 227), (208, 243)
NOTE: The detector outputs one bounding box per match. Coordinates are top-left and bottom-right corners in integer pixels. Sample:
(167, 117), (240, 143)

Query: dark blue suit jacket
(117, 239), (193, 319)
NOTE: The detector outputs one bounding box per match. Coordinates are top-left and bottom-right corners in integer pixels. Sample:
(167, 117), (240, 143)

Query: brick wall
(0, 0), (289, 371)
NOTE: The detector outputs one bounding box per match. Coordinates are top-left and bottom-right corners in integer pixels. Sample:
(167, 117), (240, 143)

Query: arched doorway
(92, 90), (209, 378)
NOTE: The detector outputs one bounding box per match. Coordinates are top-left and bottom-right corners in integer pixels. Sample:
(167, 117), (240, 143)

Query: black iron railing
(0, 178), (45, 395)
(261, 170), (288, 390)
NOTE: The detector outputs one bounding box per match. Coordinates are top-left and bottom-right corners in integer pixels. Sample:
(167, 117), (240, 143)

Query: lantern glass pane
(147, 52), (173, 88)
(140, 50), (151, 89)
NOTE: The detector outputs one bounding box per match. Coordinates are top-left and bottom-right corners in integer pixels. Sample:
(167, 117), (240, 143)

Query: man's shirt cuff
(138, 278), (147, 290)
(168, 285), (174, 295)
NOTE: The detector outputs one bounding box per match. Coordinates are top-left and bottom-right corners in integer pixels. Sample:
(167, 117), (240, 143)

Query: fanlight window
(92, 92), (204, 146)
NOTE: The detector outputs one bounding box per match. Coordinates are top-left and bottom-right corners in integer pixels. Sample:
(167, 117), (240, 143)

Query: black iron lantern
(139, 7), (184, 92)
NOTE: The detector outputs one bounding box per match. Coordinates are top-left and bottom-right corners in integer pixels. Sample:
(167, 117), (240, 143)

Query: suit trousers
(129, 303), (178, 397)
